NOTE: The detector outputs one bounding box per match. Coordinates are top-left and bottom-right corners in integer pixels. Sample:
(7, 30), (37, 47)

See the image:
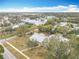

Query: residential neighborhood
(0, 0), (79, 59)
(0, 12), (79, 59)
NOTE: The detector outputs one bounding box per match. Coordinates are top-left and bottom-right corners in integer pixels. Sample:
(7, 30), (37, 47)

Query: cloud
(65, 5), (79, 12)
(0, 5), (79, 12)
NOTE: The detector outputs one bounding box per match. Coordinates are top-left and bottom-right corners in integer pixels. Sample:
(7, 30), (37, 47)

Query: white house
(47, 16), (58, 19)
(4, 16), (8, 20)
(30, 32), (69, 43)
(30, 32), (47, 42)
(12, 25), (19, 29)
(59, 22), (67, 26)
(12, 23), (25, 29)
(76, 33), (79, 37)
(48, 34), (69, 42)
(22, 18), (47, 25)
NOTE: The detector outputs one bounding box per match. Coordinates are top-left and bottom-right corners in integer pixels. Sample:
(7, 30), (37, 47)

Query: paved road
(0, 43), (17, 59)
(0, 36), (30, 59)
(0, 36), (17, 59)
(3, 46), (17, 59)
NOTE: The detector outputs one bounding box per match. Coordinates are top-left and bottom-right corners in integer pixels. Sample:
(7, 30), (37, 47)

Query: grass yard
(23, 46), (47, 59)
(7, 35), (30, 50)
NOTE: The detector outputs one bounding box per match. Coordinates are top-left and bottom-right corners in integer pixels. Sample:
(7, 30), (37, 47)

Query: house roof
(22, 18), (47, 25)
(30, 32), (69, 43)
(59, 22), (67, 26)
(12, 25), (19, 29)
(49, 34), (69, 42)
(30, 32), (47, 42)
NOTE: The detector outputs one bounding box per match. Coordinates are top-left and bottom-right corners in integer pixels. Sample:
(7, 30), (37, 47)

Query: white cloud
(65, 5), (79, 12)
(0, 5), (79, 12)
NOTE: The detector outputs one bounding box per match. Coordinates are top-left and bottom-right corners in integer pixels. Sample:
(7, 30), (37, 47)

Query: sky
(0, 0), (79, 12)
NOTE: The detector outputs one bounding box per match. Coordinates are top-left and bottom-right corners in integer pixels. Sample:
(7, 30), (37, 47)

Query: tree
(0, 45), (4, 59)
(38, 24), (53, 34)
(44, 39), (70, 59)
(67, 35), (79, 59)
(44, 34), (79, 59)
(55, 26), (72, 35)
(27, 39), (39, 48)
(0, 45), (4, 53)
(46, 19), (55, 25)
(16, 25), (32, 37)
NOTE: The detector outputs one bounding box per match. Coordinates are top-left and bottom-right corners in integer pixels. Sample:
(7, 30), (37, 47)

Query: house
(12, 23), (25, 29)
(12, 25), (19, 29)
(22, 18), (47, 25)
(77, 35), (79, 37)
(48, 34), (69, 42)
(30, 32), (47, 42)
(30, 32), (69, 43)
(59, 22), (67, 26)
(46, 16), (58, 19)
(62, 18), (68, 22)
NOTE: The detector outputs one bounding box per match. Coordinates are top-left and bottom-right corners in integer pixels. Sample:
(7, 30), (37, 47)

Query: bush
(27, 39), (38, 48)
(0, 45), (4, 59)
(0, 45), (4, 54)
(38, 24), (53, 33)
